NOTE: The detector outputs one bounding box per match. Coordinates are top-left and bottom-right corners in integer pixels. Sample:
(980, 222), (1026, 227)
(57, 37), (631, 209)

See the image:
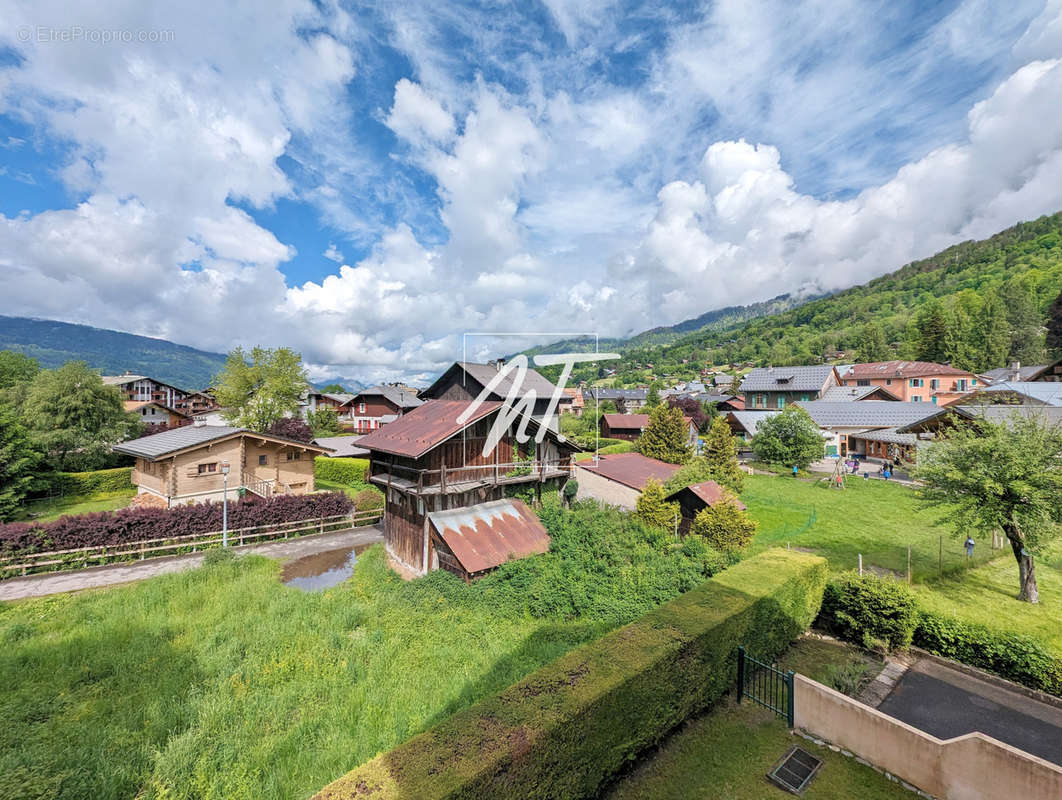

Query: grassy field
(0, 497), (720, 800)
(14, 489), (136, 522)
(605, 639), (908, 800)
(742, 474), (1000, 581)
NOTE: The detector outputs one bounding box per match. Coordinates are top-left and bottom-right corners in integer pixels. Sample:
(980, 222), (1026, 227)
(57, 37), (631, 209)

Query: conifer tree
(637, 404), (692, 464)
(856, 321), (889, 362)
(1046, 288), (1062, 359)
(635, 477), (679, 532)
(689, 494), (758, 552)
(701, 416), (744, 493)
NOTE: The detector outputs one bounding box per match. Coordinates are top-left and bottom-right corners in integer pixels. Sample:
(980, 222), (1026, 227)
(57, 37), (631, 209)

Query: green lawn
(14, 489), (136, 523)
(742, 474), (999, 581)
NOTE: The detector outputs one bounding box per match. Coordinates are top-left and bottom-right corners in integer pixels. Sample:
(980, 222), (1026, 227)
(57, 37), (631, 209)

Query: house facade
(345, 386), (423, 432)
(836, 361), (978, 405)
(124, 400), (190, 432)
(103, 374), (216, 415)
(600, 412), (698, 448)
(356, 400), (577, 577)
(582, 387), (649, 414)
(739, 366), (839, 409)
(113, 425), (329, 507)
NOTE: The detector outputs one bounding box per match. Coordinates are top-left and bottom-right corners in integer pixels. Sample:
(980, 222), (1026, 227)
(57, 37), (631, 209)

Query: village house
(113, 424), (329, 508)
(738, 365), (839, 409)
(344, 385), (424, 432)
(795, 400), (940, 458)
(355, 399), (577, 578)
(560, 386), (584, 416)
(103, 373), (217, 415)
(836, 361), (978, 404)
(305, 391), (355, 416)
(582, 387), (649, 413)
(957, 381), (1062, 407)
(726, 410), (781, 449)
(696, 393), (745, 411)
(600, 413), (698, 449)
(573, 452), (682, 510)
(896, 404), (1062, 438)
(665, 480), (746, 536)
(124, 400), (191, 432)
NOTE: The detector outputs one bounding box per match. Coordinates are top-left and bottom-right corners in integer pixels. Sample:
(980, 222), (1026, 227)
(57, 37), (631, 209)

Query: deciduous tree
(0, 350), (39, 390)
(915, 415), (1062, 603)
(214, 347), (310, 432)
(751, 405), (823, 469)
(0, 403), (39, 521)
(307, 407), (341, 437)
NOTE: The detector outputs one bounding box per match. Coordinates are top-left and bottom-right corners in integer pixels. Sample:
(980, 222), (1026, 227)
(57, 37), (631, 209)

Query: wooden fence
(0, 508), (383, 579)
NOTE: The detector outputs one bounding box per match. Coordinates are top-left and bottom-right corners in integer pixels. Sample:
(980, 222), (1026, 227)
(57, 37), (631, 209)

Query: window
(800, 394), (809, 402)
(197, 462), (217, 475)
(885, 379), (892, 386)
(358, 402), (366, 413)
(971, 378), (977, 386)
(856, 379), (870, 387)
(776, 396), (786, 409)
(911, 395), (922, 403)
(757, 394), (767, 408)
(956, 379), (967, 391)
(910, 378), (923, 387)
(286, 451), (301, 461)
(932, 397), (938, 404)
(930, 379), (939, 390)
(258, 455), (268, 466)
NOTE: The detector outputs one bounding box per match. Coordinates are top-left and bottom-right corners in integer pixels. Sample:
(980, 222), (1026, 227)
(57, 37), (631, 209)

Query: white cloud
(323, 243), (344, 263)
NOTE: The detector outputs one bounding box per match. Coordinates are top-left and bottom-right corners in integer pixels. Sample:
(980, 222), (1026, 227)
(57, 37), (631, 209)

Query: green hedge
(314, 549), (828, 800)
(38, 467), (134, 497)
(914, 611), (1062, 696)
(817, 574), (919, 651)
(314, 457), (370, 486)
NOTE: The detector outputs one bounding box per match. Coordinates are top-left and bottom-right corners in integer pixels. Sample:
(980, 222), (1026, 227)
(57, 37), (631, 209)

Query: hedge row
(0, 491), (353, 557)
(314, 456), (370, 486)
(914, 611), (1062, 696)
(314, 549), (828, 800)
(36, 467), (135, 497)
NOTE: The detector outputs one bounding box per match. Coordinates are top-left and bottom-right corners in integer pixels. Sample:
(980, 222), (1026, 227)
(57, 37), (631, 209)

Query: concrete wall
(573, 464), (640, 510)
(794, 674), (1062, 800)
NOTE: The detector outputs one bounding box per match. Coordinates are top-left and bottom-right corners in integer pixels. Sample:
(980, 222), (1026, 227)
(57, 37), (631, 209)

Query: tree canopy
(637, 404), (691, 464)
(214, 347), (310, 432)
(0, 350), (40, 391)
(751, 405), (823, 469)
(701, 416), (744, 493)
(0, 402), (39, 521)
(915, 415), (1062, 603)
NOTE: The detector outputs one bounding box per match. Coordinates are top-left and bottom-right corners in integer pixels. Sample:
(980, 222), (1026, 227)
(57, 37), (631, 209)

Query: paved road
(878, 658), (1062, 766)
(0, 525), (384, 602)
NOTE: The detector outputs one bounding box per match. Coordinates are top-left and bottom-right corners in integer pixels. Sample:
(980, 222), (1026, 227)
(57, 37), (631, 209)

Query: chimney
(491, 357), (506, 372)
(1010, 361), (1022, 382)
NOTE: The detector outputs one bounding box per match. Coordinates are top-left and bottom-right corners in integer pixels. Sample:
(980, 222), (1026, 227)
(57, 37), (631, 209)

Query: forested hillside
(537, 212), (1062, 386)
(0, 316), (228, 389)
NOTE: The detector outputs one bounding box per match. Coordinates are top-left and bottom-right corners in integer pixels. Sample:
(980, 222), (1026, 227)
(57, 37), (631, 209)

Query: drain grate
(766, 746), (823, 795)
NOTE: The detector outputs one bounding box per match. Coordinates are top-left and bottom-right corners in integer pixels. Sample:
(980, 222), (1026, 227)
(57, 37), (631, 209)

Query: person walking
(965, 536), (975, 559)
(792, 465), (799, 479)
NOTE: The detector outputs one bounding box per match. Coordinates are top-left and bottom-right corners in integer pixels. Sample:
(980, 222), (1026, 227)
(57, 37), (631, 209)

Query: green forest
(534, 212), (1062, 387)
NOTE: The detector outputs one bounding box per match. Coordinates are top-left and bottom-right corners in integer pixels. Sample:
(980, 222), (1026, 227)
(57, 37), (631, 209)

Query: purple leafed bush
(0, 491), (353, 557)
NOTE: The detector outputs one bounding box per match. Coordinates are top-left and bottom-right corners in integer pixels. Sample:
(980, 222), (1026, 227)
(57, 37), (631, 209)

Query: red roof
(354, 400), (501, 458)
(577, 452), (682, 490)
(667, 480), (746, 511)
(842, 361), (971, 380)
(428, 498), (550, 574)
(602, 413), (649, 430)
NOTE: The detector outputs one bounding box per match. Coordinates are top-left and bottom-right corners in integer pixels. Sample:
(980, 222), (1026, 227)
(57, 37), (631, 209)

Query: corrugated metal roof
(738, 366), (836, 393)
(602, 413), (649, 430)
(112, 424), (331, 460)
(839, 361), (970, 380)
(429, 498), (550, 574)
(576, 452), (681, 490)
(354, 400), (502, 458)
(795, 401), (941, 428)
(667, 480), (746, 510)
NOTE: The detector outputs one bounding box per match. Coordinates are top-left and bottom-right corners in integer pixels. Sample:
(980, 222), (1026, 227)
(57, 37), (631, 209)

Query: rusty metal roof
(354, 400), (502, 458)
(577, 452), (681, 491)
(667, 480), (746, 511)
(428, 498), (550, 574)
(602, 413), (649, 430)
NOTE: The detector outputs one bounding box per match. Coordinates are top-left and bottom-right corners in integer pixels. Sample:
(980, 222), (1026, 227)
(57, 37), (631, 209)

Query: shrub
(635, 478), (679, 532)
(914, 611), (1062, 696)
(817, 574), (918, 651)
(316, 550), (828, 800)
(352, 487), (384, 512)
(36, 467), (134, 497)
(824, 661), (869, 696)
(689, 496), (758, 552)
(0, 491), (353, 557)
(314, 456), (370, 486)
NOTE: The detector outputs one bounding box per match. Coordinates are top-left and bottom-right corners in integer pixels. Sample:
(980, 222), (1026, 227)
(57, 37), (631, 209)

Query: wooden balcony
(369, 459), (572, 496)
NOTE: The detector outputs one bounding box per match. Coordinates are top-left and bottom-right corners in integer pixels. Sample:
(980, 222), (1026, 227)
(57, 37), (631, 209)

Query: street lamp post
(221, 460), (231, 548)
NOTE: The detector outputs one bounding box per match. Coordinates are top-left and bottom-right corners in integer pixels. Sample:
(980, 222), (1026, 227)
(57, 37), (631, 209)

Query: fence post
(939, 536), (943, 577)
(737, 646), (746, 703)
(786, 670), (795, 728)
(858, 554), (863, 576)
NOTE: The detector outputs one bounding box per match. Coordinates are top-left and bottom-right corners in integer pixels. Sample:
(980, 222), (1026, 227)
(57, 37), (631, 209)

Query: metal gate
(737, 646), (794, 727)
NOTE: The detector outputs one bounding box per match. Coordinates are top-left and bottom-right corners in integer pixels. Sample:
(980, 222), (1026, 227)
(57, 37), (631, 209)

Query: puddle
(281, 544), (372, 592)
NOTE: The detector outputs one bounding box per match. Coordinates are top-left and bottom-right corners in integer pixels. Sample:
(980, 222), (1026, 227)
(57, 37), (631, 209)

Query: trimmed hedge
(314, 549), (828, 800)
(0, 492), (353, 557)
(37, 467), (134, 497)
(314, 456), (370, 486)
(914, 611), (1062, 696)
(817, 574), (919, 651)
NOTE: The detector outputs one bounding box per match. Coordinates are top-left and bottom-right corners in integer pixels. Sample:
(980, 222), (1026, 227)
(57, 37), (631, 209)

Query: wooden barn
(665, 480), (746, 536)
(356, 399), (577, 576)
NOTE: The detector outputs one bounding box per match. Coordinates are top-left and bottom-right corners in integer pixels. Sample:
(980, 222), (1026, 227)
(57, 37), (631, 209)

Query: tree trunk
(1006, 528), (1039, 604)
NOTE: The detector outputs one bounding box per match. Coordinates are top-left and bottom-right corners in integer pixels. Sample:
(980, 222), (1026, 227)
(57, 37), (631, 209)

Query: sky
(1, 0), (1061, 386)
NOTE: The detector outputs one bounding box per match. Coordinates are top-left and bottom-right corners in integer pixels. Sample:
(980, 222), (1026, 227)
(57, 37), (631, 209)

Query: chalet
(896, 404), (1062, 437)
(422, 361), (560, 427)
(113, 425), (329, 508)
(665, 480), (746, 536)
(560, 387), (584, 416)
(355, 400), (577, 577)
(582, 387), (649, 413)
(573, 452), (682, 510)
(305, 391), (355, 415)
(794, 400), (940, 457)
(739, 365), (839, 409)
(836, 361), (977, 405)
(103, 374), (216, 415)
(124, 400), (190, 432)
(345, 386), (423, 432)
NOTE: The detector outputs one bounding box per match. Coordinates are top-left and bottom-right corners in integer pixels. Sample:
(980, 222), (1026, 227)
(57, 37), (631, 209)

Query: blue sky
(1, 0), (1061, 384)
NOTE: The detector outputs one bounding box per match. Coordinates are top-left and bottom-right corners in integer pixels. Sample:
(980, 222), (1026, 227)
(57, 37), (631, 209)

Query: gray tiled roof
(113, 424), (329, 460)
(847, 427), (919, 446)
(738, 366), (836, 393)
(795, 401), (941, 428)
(582, 388), (648, 401)
(977, 382), (1062, 407)
(895, 404), (1062, 433)
(980, 365), (1049, 383)
(820, 385), (895, 402)
(727, 410), (780, 435)
(356, 385), (424, 409)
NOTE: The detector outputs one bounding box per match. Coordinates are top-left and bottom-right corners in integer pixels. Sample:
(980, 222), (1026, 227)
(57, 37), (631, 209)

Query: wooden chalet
(355, 399), (577, 576)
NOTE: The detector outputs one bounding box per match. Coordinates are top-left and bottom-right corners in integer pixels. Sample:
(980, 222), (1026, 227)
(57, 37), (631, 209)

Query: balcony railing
(370, 459), (572, 494)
